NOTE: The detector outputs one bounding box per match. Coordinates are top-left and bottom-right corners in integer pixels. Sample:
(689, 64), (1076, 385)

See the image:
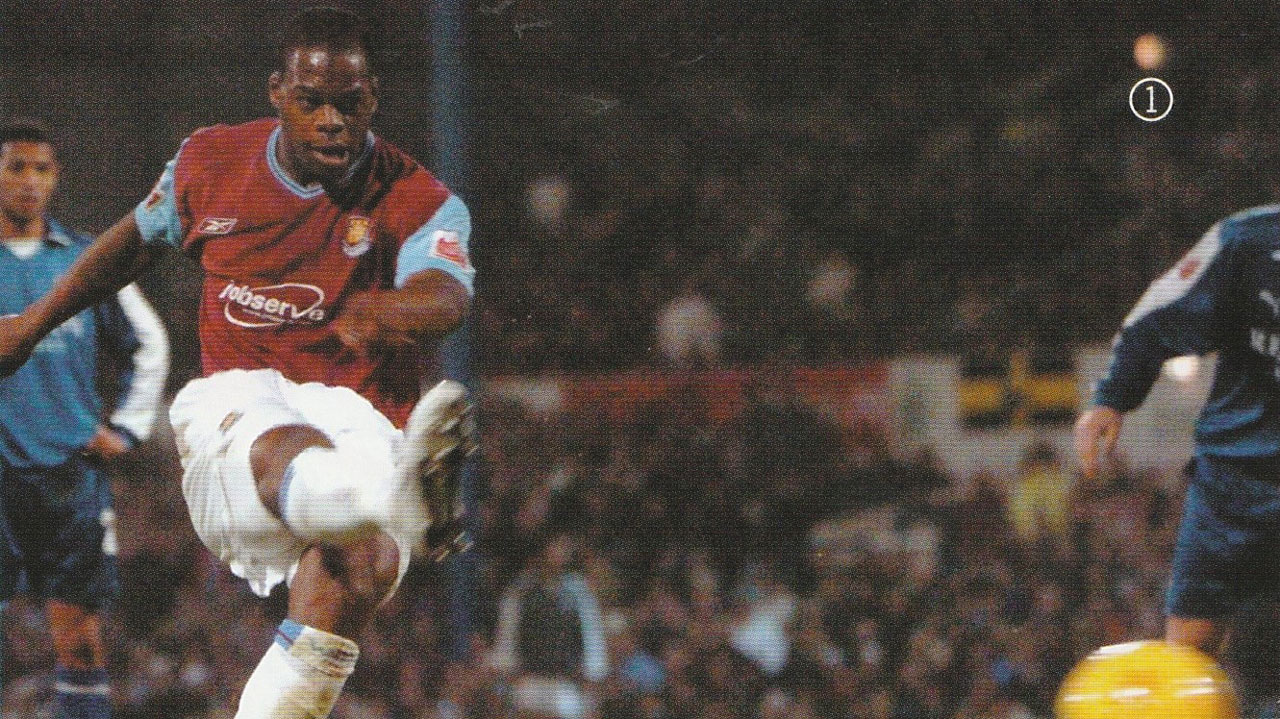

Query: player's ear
(367, 76), (380, 114)
(268, 70), (285, 111)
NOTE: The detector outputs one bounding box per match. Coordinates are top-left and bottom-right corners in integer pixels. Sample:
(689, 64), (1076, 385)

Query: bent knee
(249, 424), (333, 515)
(293, 533), (404, 634)
(323, 533), (402, 604)
(354, 532), (402, 601)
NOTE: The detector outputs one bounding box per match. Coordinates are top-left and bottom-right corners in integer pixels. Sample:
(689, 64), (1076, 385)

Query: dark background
(10, 3), (1280, 378)
(4, 3), (1280, 718)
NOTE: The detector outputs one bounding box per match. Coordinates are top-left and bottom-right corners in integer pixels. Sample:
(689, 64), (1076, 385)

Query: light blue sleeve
(395, 193), (475, 295)
(133, 148), (184, 247)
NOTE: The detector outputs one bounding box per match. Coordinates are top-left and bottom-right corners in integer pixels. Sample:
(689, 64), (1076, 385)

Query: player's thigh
(170, 369), (311, 592)
(172, 369), (404, 597)
(1166, 456), (1280, 620)
(169, 368), (302, 465)
(172, 368), (398, 470)
(281, 377), (399, 452)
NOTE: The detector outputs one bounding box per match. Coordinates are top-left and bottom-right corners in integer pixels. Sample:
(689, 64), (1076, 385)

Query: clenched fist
(331, 291), (421, 356)
(1074, 405), (1124, 479)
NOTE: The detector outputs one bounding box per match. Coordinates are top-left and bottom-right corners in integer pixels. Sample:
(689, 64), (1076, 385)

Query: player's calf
(234, 538), (398, 719)
(291, 538), (401, 636)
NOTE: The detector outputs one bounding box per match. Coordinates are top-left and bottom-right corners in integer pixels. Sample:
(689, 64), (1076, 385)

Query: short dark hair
(0, 119), (52, 147)
(281, 7), (372, 69)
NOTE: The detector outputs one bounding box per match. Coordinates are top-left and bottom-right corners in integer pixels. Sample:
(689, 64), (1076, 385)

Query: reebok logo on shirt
(199, 217), (238, 235)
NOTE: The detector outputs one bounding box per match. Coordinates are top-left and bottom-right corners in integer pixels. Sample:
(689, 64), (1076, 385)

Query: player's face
(269, 44), (378, 186)
(0, 141), (58, 226)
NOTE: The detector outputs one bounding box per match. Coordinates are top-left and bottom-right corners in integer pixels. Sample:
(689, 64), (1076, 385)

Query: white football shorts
(169, 368), (411, 598)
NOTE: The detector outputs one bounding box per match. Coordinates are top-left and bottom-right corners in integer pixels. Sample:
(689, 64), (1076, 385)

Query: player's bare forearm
(380, 270), (469, 337)
(27, 214), (160, 339)
(333, 270), (469, 352)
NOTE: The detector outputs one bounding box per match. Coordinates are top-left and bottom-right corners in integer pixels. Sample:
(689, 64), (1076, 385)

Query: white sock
(278, 446), (392, 544)
(234, 620), (359, 719)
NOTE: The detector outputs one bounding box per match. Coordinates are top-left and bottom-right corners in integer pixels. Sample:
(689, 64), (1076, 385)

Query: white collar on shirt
(2, 236), (42, 259)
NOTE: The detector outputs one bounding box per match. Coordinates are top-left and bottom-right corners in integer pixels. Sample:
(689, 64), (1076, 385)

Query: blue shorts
(1166, 455), (1280, 619)
(0, 456), (118, 609)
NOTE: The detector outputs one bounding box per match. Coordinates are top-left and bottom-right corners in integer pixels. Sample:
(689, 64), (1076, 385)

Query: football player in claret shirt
(0, 9), (476, 719)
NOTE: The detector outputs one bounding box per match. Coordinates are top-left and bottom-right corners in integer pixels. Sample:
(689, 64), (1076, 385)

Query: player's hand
(331, 291), (418, 356)
(1074, 405), (1123, 479)
(0, 313), (39, 378)
(82, 425), (133, 460)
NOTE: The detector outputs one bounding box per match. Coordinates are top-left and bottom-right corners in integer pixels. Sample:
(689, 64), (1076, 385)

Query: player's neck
(0, 211), (44, 241)
(272, 137), (317, 189)
(272, 131), (370, 191)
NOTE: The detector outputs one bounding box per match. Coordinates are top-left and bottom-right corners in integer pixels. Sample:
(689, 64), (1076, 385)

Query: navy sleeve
(1094, 222), (1234, 412)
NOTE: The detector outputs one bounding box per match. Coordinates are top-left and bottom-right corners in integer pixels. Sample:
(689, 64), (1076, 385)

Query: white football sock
(278, 446), (392, 544)
(234, 620), (359, 719)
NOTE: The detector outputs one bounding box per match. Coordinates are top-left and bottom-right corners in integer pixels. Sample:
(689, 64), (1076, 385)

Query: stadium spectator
(1007, 442), (1073, 550)
(803, 247), (864, 360)
(491, 533), (609, 719)
(654, 278), (723, 369)
(729, 562), (798, 679)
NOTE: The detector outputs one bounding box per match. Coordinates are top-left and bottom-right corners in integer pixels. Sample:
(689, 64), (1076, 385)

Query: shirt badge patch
(1177, 257), (1201, 280)
(429, 230), (471, 269)
(198, 217), (238, 235)
(343, 216), (373, 257)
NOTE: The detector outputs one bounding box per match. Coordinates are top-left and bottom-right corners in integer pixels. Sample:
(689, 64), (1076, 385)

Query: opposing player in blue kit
(1076, 203), (1280, 657)
(0, 120), (169, 719)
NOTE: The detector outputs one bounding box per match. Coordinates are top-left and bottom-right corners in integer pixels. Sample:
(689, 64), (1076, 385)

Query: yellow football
(1055, 641), (1239, 719)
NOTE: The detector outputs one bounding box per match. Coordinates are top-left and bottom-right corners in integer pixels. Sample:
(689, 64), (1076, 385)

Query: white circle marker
(1130, 78), (1172, 122)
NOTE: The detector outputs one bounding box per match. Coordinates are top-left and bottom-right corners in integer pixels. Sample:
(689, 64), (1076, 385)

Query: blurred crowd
(468, 5), (1280, 373)
(5, 389), (1242, 719)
